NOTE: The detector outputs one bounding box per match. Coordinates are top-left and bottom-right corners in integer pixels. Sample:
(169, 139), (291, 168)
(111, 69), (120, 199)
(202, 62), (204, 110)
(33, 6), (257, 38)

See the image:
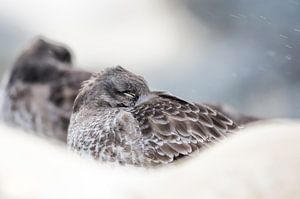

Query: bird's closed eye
(122, 91), (136, 98)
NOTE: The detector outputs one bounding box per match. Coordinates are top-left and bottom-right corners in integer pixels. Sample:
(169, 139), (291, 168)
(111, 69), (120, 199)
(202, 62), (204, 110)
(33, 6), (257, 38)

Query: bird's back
(129, 92), (239, 165)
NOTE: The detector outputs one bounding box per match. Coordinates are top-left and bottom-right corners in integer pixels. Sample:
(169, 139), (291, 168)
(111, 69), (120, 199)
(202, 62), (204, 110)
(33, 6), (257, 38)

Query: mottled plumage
(68, 66), (239, 166)
(0, 38), (91, 142)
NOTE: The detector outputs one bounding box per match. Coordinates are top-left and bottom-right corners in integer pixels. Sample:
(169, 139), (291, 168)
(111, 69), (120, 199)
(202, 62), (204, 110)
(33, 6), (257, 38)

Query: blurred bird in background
(0, 38), (91, 142)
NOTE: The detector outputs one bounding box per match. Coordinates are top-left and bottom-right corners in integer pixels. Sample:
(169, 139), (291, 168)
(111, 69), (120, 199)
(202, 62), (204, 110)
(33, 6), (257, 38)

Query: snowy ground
(0, 120), (300, 199)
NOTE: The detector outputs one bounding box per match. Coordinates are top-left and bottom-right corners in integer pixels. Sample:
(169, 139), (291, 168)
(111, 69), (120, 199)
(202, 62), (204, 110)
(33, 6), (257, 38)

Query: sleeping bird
(0, 38), (91, 142)
(67, 66), (239, 166)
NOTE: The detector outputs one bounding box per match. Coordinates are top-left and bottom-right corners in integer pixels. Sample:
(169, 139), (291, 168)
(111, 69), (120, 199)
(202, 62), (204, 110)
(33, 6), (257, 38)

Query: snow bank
(0, 120), (299, 199)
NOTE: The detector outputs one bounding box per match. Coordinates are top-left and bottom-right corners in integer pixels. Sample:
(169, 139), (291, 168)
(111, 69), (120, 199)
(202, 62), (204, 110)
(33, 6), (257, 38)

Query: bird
(0, 37), (91, 142)
(67, 66), (239, 166)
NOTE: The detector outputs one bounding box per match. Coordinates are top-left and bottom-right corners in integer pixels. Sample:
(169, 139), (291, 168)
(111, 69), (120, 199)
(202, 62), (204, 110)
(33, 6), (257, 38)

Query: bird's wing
(204, 102), (261, 125)
(130, 92), (238, 164)
(14, 67), (91, 140)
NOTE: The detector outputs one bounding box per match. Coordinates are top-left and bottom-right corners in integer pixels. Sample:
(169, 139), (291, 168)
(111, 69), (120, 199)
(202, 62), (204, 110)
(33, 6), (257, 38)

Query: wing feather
(131, 92), (239, 164)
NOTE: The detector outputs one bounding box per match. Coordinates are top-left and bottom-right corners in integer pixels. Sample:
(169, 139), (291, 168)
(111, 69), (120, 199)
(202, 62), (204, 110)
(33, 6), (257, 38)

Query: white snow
(0, 120), (300, 199)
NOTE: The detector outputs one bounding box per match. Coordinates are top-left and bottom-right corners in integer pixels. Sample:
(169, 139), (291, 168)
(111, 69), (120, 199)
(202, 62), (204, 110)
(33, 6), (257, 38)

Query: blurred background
(0, 0), (299, 118)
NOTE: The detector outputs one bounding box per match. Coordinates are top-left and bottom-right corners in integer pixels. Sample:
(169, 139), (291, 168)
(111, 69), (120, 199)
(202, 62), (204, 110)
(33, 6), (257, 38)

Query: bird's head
(8, 37), (73, 85)
(73, 66), (150, 112)
(28, 37), (72, 64)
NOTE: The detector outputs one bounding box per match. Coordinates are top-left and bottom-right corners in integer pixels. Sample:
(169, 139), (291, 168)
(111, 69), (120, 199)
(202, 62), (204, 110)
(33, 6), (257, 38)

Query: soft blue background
(0, 0), (299, 118)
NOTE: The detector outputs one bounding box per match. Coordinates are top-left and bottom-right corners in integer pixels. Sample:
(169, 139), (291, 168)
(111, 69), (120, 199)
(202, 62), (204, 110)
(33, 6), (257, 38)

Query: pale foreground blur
(1, 120), (300, 199)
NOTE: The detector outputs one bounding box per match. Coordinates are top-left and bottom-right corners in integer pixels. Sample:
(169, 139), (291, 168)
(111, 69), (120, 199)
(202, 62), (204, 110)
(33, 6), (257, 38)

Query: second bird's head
(8, 37), (73, 86)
